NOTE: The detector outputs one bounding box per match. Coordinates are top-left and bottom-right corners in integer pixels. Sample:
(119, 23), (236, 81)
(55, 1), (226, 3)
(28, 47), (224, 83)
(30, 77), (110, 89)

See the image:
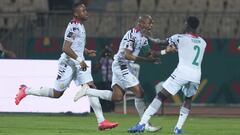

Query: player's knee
(134, 91), (144, 98)
(88, 83), (96, 89)
(112, 95), (123, 102)
(185, 96), (192, 100)
(53, 90), (63, 98)
(184, 96), (192, 104)
(157, 91), (167, 102)
(111, 84), (125, 101)
(183, 96), (192, 109)
(131, 86), (144, 98)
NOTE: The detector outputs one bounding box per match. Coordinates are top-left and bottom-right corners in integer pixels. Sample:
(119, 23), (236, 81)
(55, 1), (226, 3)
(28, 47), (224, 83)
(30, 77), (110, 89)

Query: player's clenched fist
(80, 61), (88, 71)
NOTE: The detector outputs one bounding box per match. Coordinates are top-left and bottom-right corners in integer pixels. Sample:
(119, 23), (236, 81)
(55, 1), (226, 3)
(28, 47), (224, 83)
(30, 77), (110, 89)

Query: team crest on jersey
(73, 27), (79, 31)
(67, 32), (76, 39)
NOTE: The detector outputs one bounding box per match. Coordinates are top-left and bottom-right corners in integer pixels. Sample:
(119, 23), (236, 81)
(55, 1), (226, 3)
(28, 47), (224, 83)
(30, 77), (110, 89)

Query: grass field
(0, 113), (240, 135)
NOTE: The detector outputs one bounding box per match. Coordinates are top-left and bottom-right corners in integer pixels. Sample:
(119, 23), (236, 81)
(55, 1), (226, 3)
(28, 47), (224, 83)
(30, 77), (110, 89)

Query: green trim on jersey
(141, 45), (151, 55)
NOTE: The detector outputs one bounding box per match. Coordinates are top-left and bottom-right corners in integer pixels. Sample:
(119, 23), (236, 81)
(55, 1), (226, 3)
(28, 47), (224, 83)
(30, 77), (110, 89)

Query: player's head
(184, 16), (199, 32)
(137, 15), (153, 35)
(73, 3), (88, 21)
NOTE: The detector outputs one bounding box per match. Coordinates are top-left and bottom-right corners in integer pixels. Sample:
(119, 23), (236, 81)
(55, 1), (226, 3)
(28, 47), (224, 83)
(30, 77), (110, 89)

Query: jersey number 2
(192, 45), (200, 66)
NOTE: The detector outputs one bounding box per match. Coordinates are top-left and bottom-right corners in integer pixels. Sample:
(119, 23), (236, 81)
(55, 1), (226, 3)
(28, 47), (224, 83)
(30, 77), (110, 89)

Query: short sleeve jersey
(168, 33), (206, 83)
(61, 19), (86, 61)
(114, 28), (149, 65)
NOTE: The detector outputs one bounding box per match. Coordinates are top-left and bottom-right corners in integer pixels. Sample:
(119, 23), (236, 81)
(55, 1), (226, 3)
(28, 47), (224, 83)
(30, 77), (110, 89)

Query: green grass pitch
(0, 113), (239, 135)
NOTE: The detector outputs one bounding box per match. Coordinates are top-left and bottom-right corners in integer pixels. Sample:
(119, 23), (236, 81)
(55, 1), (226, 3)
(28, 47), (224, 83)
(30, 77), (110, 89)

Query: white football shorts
(162, 73), (199, 97)
(54, 60), (93, 92)
(111, 61), (139, 90)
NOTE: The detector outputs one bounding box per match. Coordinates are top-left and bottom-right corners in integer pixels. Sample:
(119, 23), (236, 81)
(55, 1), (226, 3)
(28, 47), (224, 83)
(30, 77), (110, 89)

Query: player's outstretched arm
(124, 48), (159, 63)
(151, 45), (177, 57)
(148, 37), (169, 46)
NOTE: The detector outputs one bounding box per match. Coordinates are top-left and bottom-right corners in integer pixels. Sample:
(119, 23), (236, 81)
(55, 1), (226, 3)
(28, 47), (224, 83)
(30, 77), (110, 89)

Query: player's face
(75, 4), (88, 21)
(142, 18), (153, 31)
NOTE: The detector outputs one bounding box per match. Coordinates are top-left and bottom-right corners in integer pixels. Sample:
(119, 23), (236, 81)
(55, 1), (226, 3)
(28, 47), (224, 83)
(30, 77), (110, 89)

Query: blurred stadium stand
(0, 0), (239, 108)
(0, 0), (240, 57)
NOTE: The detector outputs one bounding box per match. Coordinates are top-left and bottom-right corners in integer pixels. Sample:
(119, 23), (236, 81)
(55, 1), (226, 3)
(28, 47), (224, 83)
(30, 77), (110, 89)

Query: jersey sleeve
(168, 34), (180, 48)
(64, 24), (77, 42)
(123, 31), (135, 51)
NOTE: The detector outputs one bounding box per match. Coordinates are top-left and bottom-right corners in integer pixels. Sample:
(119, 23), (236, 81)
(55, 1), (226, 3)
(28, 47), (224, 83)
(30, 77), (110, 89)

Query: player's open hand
(80, 61), (88, 71)
(166, 45), (177, 53)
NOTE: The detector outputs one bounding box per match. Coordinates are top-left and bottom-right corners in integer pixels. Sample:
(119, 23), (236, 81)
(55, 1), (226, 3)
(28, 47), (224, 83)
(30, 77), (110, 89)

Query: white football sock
(175, 106), (190, 129)
(89, 96), (105, 124)
(25, 87), (54, 97)
(86, 88), (112, 101)
(139, 98), (162, 125)
(134, 97), (146, 118)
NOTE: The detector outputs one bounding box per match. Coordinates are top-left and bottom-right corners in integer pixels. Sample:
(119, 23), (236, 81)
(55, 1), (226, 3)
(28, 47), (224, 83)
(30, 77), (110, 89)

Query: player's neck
(72, 17), (83, 24)
(134, 26), (141, 32)
(185, 31), (199, 38)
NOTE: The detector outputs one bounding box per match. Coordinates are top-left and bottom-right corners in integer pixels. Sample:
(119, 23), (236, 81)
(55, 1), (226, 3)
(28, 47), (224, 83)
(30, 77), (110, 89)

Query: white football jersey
(114, 28), (149, 67)
(168, 33), (206, 83)
(60, 19), (86, 63)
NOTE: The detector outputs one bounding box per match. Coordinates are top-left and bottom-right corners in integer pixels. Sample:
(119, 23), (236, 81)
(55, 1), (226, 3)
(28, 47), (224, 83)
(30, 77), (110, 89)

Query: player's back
(169, 33), (206, 83)
(178, 34), (206, 69)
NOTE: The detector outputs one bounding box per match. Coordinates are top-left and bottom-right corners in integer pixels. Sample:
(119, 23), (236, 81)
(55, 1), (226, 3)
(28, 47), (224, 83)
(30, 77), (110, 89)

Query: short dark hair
(72, 2), (85, 13)
(138, 15), (152, 23)
(186, 16), (199, 29)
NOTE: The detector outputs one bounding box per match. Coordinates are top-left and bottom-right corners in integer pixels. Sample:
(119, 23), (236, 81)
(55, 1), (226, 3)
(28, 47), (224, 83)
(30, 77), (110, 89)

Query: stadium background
(0, 0), (240, 112)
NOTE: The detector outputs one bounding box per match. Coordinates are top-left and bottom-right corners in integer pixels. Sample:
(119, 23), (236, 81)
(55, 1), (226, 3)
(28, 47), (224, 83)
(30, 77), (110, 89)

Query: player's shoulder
(128, 27), (141, 36)
(124, 28), (137, 39)
(68, 18), (82, 27)
(197, 35), (205, 41)
(67, 21), (79, 28)
(198, 36), (207, 46)
(66, 21), (82, 32)
(69, 18), (81, 25)
(171, 33), (184, 39)
(168, 34), (183, 42)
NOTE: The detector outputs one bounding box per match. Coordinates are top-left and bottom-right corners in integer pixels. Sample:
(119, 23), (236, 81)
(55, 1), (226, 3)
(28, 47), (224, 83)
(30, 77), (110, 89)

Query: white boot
(145, 123), (162, 132)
